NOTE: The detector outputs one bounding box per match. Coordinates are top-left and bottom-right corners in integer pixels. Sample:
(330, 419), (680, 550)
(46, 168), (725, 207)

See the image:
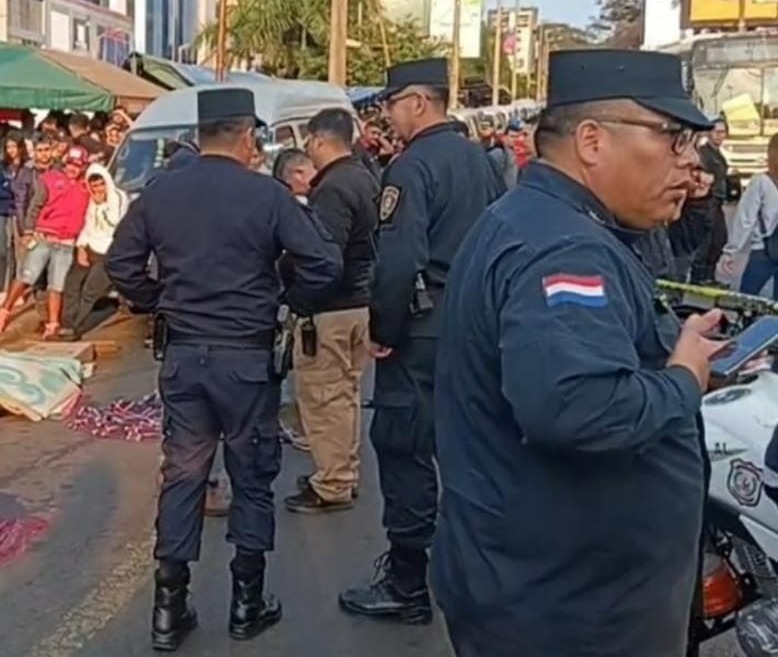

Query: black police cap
(547, 49), (712, 131)
(381, 58), (449, 99)
(197, 87), (265, 127)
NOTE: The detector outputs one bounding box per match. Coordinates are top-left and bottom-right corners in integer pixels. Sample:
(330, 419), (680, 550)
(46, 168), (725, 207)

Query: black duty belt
(167, 328), (275, 350)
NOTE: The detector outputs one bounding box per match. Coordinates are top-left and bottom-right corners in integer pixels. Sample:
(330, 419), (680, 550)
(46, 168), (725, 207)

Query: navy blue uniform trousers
(155, 344), (281, 562)
(370, 337), (438, 551)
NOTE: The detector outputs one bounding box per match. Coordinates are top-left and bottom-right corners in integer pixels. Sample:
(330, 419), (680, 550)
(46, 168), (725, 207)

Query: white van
(110, 79), (357, 193)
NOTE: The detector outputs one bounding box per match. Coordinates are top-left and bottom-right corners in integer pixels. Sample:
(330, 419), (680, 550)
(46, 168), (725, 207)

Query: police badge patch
(727, 458), (763, 507)
(379, 186), (400, 224)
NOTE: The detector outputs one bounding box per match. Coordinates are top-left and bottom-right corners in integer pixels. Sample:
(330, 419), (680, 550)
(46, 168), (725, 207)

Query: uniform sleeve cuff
(665, 365), (703, 414)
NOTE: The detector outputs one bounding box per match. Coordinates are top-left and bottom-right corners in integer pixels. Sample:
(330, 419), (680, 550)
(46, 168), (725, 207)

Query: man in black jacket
(691, 118), (728, 282)
(284, 108), (379, 514)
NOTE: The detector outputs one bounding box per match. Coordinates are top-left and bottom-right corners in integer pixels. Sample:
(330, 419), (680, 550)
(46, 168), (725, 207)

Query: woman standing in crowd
(1, 131), (34, 293)
(718, 134), (778, 298)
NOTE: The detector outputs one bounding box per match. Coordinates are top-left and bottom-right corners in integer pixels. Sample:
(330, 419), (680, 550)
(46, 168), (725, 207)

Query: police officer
(105, 88), (342, 651)
(432, 50), (719, 657)
(338, 58), (506, 623)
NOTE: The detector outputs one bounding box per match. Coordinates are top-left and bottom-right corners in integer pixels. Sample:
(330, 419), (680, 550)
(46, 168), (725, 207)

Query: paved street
(0, 317), (743, 657)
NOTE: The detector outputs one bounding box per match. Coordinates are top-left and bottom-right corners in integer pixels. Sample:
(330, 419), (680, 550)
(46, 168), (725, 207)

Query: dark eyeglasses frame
(592, 116), (698, 155)
(382, 91), (433, 109)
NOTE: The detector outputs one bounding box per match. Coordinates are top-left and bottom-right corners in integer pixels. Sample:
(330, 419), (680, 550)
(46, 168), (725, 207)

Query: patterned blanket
(0, 351), (83, 421)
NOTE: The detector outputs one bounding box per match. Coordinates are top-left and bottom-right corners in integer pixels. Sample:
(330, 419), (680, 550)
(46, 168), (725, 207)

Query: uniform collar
(520, 161), (647, 245)
(310, 153), (355, 188)
(406, 121), (453, 147)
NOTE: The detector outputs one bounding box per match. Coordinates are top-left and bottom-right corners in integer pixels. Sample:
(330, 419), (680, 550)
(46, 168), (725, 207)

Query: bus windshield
(691, 36), (778, 137)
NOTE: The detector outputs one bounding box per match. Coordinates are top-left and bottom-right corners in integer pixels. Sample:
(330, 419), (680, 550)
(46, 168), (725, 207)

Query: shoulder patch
(542, 274), (607, 308)
(379, 185), (400, 224)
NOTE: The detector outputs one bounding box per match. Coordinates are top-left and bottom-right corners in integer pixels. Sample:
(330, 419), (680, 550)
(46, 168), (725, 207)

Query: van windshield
(111, 124), (290, 193)
(110, 126), (196, 193)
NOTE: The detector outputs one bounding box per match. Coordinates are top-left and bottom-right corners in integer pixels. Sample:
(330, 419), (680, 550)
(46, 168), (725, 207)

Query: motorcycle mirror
(736, 598), (778, 657)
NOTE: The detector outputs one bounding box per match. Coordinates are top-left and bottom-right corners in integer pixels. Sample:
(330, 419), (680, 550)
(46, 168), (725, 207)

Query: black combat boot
(151, 564), (198, 652)
(338, 547), (433, 624)
(229, 554), (283, 641)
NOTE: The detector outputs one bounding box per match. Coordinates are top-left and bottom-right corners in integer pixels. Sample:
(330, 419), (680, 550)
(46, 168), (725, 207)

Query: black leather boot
(338, 548), (433, 625)
(151, 566), (197, 652)
(229, 562), (283, 641)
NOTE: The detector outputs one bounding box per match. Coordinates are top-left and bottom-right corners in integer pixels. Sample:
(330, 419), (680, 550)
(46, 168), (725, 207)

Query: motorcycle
(660, 281), (778, 657)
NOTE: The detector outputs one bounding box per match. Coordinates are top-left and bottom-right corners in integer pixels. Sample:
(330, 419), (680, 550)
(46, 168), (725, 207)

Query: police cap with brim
(379, 58), (449, 100)
(197, 87), (266, 128)
(547, 49), (713, 131)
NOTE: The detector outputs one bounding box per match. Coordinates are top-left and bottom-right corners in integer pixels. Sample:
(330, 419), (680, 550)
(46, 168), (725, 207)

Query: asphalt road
(0, 317), (743, 657)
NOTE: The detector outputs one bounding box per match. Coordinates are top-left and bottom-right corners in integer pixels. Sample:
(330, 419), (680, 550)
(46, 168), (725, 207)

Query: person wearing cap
(105, 87), (343, 651)
(432, 49), (720, 657)
(0, 144), (90, 337)
(337, 57), (506, 625)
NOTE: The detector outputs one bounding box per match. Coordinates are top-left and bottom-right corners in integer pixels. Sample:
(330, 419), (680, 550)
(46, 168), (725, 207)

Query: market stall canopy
(40, 49), (163, 115)
(123, 52), (272, 91)
(346, 87), (382, 109)
(0, 43), (112, 111)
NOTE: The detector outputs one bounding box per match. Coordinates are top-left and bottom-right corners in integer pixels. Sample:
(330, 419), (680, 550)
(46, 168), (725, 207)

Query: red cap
(64, 145), (89, 167)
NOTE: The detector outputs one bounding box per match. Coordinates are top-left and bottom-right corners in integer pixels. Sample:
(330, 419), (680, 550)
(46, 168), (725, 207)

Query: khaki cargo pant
(294, 307), (369, 503)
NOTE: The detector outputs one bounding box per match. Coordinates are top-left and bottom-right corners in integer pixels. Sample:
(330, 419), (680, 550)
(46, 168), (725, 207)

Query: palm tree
(195, 0), (331, 75)
(195, 0), (444, 84)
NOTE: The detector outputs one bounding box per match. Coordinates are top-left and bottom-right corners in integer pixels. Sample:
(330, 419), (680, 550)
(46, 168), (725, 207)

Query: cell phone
(710, 316), (778, 379)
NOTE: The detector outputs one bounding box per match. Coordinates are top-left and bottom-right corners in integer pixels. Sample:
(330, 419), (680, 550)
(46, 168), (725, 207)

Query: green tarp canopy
(0, 43), (113, 111)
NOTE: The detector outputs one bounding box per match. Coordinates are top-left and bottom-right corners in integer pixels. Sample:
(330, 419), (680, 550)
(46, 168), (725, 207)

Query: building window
(98, 26), (131, 65)
(8, 0), (44, 34)
(72, 18), (90, 52)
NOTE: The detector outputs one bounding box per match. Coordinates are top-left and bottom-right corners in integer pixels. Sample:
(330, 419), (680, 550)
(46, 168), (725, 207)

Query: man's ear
(574, 120), (604, 167)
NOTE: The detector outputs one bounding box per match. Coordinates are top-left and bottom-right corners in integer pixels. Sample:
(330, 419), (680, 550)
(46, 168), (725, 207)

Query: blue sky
(485, 0), (598, 27)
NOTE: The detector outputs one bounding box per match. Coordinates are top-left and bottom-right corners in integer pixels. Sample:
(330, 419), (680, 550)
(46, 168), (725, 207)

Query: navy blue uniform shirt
(432, 162), (705, 657)
(370, 123), (506, 347)
(106, 155), (343, 337)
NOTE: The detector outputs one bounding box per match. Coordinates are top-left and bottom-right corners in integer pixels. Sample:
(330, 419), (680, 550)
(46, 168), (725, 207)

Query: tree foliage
(195, 0), (446, 85)
(544, 23), (594, 51)
(588, 0), (644, 49)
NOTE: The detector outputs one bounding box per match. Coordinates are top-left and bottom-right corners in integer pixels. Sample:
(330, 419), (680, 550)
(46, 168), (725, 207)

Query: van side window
(274, 126), (296, 148)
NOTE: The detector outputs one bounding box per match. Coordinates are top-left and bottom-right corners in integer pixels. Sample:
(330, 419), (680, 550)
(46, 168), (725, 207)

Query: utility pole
(449, 0), (461, 110)
(510, 0), (519, 99)
(215, 0), (229, 82)
(492, 0), (502, 106)
(737, 0), (746, 32)
(535, 24), (548, 103)
(328, 0), (348, 86)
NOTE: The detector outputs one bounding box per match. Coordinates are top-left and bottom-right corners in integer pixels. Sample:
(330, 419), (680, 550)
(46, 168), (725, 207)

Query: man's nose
(678, 142), (702, 170)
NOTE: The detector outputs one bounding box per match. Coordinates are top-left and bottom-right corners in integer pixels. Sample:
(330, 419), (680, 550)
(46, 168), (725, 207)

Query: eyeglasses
(382, 92), (431, 109)
(594, 116), (697, 155)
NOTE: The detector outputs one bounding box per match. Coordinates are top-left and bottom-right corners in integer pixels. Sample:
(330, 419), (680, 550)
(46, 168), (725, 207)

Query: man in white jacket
(59, 164), (128, 340)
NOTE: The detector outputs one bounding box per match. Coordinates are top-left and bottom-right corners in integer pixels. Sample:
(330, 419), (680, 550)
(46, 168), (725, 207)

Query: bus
(689, 32), (778, 182)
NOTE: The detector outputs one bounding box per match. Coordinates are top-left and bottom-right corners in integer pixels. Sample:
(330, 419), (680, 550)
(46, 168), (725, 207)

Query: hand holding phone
(709, 316), (778, 380)
(667, 309), (726, 390)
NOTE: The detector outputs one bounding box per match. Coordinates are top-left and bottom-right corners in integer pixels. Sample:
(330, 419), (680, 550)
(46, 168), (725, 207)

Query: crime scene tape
(657, 279), (778, 315)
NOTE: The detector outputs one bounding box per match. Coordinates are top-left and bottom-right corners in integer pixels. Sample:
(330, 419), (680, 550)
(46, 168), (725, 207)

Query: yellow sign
(688, 0), (778, 23)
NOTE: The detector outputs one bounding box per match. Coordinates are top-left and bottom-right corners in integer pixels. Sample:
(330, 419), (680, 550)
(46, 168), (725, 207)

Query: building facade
(0, 0), (133, 65)
(133, 0), (216, 63)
